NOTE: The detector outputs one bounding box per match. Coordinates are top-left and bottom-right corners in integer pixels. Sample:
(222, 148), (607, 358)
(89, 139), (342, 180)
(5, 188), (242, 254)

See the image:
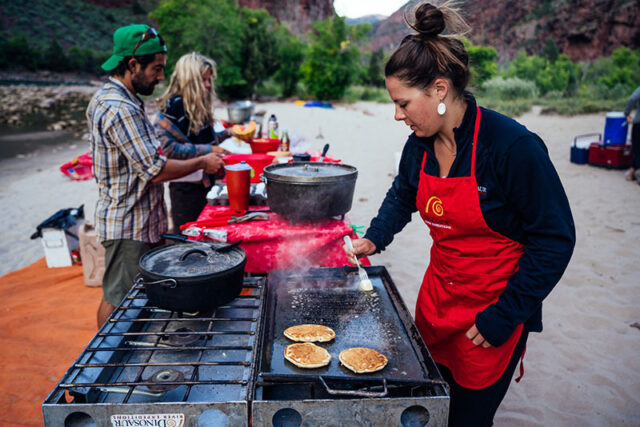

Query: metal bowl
(227, 100), (255, 124)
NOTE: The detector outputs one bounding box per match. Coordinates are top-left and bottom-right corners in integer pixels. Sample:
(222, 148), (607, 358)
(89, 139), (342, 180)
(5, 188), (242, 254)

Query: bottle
(268, 114), (279, 139)
(280, 129), (290, 152)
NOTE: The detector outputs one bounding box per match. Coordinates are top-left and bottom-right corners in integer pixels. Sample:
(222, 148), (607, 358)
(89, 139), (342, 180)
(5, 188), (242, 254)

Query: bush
(343, 85), (389, 103)
(481, 77), (539, 100)
(301, 15), (369, 100)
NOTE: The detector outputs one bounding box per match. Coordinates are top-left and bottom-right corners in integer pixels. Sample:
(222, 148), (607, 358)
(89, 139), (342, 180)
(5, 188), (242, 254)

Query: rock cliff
(238, 0), (334, 34)
(369, 0), (640, 61)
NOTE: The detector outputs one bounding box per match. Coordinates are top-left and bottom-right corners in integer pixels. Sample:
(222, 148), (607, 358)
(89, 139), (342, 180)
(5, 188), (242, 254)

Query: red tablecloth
(184, 205), (369, 273)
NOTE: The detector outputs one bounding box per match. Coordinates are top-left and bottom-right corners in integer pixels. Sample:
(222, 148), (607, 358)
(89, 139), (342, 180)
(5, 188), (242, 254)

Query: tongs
(179, 210), (270, 230)
(343, 235), (373, 291)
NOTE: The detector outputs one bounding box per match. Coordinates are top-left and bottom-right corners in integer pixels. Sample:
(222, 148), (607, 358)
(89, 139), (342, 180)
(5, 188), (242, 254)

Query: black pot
(263, 162), (358, 221)
(138, 241), (246, 312)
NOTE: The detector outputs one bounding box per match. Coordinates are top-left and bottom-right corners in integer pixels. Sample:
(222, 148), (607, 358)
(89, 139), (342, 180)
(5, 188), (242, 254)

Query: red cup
(225, 161), (252, 213)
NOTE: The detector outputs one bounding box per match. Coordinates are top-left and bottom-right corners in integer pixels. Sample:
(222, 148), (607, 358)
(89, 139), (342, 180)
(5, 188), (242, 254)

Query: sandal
(625, 168), (636, 181)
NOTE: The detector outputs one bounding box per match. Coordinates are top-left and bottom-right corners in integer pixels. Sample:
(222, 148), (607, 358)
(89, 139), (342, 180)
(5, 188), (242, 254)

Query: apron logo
(426, 196), (444, 216)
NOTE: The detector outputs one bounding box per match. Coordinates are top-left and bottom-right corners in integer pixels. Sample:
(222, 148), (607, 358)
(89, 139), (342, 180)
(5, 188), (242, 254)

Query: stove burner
(162, 327), (201, 346)
(146, 369), (185, 392)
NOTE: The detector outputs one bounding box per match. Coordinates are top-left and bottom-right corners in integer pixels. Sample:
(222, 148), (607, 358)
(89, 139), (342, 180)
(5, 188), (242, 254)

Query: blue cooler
(603, 112), (628, 145)
(571, 133), (600, 165)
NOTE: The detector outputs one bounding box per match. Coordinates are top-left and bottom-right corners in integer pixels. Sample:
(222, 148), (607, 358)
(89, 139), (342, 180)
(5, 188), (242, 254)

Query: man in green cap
(88, 24), (225, 326)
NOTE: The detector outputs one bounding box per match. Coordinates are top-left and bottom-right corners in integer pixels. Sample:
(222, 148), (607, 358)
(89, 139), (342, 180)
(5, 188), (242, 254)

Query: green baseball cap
(101, 24), (167, 71)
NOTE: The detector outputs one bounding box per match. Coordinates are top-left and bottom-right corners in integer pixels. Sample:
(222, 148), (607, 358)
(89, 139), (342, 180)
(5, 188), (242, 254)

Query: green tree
(236, 7), (278, 98)
(41, 38), (68, 72)
(506, 51), (545, 82)
(273, 25), (306, 97)
(150, 0), (245, 99)
(597, 47), (640, 88)
(463, 40), (498, 88)
(366, 48), (385, 87)
(536, 54), (581, 95)
(541, 39), (560, 62)
(3, 34), (39, 70)
(301, 15), (369, 100)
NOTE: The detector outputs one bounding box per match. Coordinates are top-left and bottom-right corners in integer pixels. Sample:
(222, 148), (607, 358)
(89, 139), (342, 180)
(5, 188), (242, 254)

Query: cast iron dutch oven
(138, 238), (246, 312)
(263, 162), (358, 221)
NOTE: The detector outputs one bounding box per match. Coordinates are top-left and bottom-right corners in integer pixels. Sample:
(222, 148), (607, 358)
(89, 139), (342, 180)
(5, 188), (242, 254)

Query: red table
(182, 205), (369, 273)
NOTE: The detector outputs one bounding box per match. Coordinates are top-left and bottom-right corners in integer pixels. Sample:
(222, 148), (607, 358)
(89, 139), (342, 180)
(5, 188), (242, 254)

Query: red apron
(414, 107), (525, 389)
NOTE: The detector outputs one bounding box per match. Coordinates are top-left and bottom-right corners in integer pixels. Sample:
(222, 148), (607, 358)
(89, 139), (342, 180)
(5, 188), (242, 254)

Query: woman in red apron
(345, 3), (575, 426)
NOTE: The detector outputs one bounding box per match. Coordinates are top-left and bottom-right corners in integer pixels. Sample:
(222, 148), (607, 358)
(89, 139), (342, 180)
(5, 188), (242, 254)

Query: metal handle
(343, 235), (361, 268)
(97, 386), (164, 398)
(319, 376), (388, 398)
(136, 277), (178, 289)
(320, 143), (329, 161)
(179, 248), (209, 261)
(573, 132), (601, 147)
(160, 233), (189, 243)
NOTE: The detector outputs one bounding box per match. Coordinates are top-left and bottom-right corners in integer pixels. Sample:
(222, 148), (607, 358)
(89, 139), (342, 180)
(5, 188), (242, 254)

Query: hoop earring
(437, 101), (446, 116)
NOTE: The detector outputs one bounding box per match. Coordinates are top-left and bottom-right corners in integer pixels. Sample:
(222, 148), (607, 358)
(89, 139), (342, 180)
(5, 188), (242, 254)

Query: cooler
(571, 133), (600, 165)
(588, 142), (633, 169)
(30, 206), (84, 268)
(603, 112), (628, 145)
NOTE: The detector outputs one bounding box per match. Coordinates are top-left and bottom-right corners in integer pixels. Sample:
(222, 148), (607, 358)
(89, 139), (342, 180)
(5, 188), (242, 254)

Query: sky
(333, 0), (408, 18)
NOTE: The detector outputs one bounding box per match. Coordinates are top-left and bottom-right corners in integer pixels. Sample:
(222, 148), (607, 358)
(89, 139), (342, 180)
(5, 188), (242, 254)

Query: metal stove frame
(42, 275), (266, 426)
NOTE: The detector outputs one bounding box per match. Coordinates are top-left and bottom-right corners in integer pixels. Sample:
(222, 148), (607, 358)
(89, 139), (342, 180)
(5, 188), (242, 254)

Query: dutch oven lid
(263, 162), (357, 183)
(140, 242), (245, 278)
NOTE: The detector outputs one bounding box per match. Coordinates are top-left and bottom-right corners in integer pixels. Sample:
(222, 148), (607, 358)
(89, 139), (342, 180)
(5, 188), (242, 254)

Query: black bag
(30, 205), (85, 240)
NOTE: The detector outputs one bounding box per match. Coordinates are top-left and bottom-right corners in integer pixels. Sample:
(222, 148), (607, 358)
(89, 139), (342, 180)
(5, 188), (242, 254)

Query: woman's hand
(211, 145), (230, 155)
(343, 237), (376, 265)
(465, 324), (493, 348)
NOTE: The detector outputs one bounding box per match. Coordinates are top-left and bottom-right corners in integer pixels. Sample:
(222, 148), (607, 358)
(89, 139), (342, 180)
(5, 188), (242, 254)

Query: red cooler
(588, 142), (633, 169)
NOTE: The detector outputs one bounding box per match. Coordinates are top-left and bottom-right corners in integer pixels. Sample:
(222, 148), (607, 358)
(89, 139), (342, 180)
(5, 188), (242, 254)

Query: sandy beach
(1, 99), (639, 425)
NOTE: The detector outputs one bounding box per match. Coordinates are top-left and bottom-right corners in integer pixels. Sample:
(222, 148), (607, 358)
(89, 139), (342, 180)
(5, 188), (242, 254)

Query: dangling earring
(437, 100), (446, 116)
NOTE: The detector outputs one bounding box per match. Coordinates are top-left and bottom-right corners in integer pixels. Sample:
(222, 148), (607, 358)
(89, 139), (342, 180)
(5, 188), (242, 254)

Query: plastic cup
(225, 161), (252, 213)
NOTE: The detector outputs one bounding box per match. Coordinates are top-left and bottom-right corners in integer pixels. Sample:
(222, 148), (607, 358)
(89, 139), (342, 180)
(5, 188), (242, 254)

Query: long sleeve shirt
(364, 95), (576, 347)
(156, 96), (227, 160)
(86, 77), (167, 243)
(624, 87), (640, 124)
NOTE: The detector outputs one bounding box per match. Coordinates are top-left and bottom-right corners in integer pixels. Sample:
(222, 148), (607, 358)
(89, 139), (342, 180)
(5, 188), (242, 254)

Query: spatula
(343, 235), (373, 291)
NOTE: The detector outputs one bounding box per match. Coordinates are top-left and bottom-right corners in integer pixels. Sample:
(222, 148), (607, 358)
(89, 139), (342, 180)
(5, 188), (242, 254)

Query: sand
(1, 100), (639, 425)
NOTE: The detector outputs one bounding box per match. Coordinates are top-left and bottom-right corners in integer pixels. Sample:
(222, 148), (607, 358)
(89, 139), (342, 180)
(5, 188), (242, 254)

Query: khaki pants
(101, 239), (154, 306)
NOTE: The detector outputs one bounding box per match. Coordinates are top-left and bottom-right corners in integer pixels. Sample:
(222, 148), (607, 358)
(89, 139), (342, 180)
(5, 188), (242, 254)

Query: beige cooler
(78, 222), (105, 287)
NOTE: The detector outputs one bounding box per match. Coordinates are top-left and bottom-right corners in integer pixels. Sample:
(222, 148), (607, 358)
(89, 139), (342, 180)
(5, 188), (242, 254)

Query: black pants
(631, 123), (640, 169)
(437, 330), (529, 427)
(168, 182), (210, 233)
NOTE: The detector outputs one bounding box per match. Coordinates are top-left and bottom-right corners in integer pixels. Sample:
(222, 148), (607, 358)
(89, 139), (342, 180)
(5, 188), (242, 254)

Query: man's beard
(132, 71), (157, 96)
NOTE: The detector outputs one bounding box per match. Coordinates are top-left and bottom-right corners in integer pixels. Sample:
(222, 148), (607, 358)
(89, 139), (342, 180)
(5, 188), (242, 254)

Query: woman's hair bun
(412, 3), (446, 39)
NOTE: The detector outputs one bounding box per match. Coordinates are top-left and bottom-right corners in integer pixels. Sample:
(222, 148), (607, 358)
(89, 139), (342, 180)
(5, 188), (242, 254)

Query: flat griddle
(258, 267), (435, 387)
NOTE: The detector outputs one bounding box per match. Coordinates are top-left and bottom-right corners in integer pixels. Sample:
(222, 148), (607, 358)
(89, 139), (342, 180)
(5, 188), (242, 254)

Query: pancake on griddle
(283, 324), (336, 342)
(339, 347), (388, 374)
(284, 342), (331, 369)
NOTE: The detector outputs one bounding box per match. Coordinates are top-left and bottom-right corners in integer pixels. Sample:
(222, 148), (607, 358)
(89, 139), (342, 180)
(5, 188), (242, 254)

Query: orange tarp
(0, 258), (101, 426)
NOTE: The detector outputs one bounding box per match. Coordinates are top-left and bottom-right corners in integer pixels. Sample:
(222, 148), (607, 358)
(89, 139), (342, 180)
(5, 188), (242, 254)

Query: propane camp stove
(42, 276), (265, 426)
(43, 267), (449, 426)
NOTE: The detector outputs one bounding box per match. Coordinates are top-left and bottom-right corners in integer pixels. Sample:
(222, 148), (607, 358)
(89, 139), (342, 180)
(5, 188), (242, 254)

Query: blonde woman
(154, 52), (231, 232)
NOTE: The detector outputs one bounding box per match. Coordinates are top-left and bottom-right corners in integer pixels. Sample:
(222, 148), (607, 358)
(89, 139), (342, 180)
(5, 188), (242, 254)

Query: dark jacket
(364, 95), (576, 347)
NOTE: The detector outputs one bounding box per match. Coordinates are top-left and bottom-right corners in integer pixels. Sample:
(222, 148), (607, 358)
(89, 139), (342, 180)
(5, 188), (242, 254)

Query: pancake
(339, 347), (388, 374)
(284, 343), (331, 369)
(283, 324), (336, 343)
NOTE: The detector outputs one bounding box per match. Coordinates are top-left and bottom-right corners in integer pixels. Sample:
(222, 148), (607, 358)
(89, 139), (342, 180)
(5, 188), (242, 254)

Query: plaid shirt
(87, 77), (168, 243)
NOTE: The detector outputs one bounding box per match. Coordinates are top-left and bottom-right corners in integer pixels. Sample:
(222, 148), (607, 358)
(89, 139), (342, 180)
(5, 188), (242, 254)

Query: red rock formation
(370, 0), (640, 61)
(238, 0), (334, 34)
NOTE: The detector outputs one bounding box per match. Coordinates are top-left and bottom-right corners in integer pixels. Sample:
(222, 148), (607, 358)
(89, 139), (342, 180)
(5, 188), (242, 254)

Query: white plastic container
(41, 220), (83, 268)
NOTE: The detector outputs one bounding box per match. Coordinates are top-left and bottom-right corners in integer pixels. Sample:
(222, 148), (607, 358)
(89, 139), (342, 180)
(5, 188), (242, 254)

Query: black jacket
(364, 95), (575, 347)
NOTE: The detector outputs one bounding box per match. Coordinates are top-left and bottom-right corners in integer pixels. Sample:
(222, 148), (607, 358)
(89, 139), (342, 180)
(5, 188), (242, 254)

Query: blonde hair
(158, 52), (217, 135)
